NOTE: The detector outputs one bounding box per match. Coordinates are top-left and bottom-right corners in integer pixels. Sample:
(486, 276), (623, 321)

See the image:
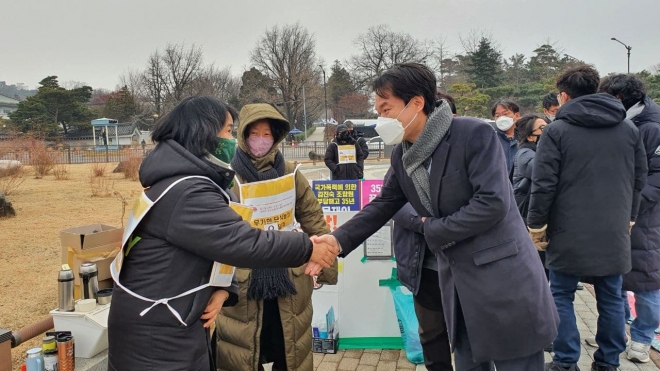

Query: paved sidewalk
(292, 288), (660, 371)
(552, 288), (660, 371)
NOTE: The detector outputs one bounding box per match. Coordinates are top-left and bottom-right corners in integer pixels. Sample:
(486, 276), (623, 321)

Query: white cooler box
(50, 303), (110, 358)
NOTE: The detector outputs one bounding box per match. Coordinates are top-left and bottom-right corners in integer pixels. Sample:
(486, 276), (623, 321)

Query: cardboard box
(60, 224), (123, 299)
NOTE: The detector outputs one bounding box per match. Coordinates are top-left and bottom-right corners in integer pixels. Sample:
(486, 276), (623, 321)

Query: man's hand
(528, 225), (548, 251)
(630, 221), (635, 235)
(201, 290), (229, 328)
(306, 235), (339, 276)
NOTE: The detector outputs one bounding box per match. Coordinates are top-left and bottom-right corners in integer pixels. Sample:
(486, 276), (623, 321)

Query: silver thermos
(79, 263), (99, 300)
(58, 265), (75, 311)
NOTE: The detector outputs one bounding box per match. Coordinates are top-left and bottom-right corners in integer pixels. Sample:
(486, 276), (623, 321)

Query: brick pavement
(267, 288), (660, 370)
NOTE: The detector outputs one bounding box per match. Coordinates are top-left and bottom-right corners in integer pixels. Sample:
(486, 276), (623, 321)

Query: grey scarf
(402, 101), (453, 216)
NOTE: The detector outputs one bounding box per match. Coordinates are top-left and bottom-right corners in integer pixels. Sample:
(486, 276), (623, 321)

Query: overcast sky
(2, 0), (659, 91)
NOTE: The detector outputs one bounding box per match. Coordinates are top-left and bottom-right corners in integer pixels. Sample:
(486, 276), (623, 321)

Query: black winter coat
(108, 140), (314, 371)
(324, 139), (365, 180)
(624, 97), (660, 292)
(356, 136), (370, 159)
(528, 94), (648, 277)
(512, 143), (536, 221)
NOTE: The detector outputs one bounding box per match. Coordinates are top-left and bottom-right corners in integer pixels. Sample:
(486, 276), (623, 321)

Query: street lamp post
(610, 37), (632, 74)
(302, 85), (307, 140)
(319, 65), (328, 123)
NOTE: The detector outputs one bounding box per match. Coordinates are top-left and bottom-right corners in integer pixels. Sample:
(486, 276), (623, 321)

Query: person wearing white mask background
(491, 100), (521, 178)
(311, 63), (558, 371)
(542, 93), (560, 122)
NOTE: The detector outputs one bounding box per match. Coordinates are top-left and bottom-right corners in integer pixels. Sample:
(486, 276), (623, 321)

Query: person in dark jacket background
(325, 124), (365, 180)
(345, 121), (370, 165)
(512, 114), (548, 278)
(598, 74), (660, 364)
(107, 96), (337, 371)
(491, 100), (520, 176)
(387, 169), (453, 371)
(528, 66), (647, 371)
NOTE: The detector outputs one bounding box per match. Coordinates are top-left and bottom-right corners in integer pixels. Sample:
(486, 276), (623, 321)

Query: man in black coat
(599, 74), (660, 364)
(310, 63), (558, 371)
(528, 66), (648, 371)
(345, 121), (370, 160)
(324, 124), (365, 180)
(387, 170), (452, 371)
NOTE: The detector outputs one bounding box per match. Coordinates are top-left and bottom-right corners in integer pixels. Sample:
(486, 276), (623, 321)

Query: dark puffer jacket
(324, 138), (365, 180)
(528, 93), (647, 277)
(108, 140), (314, 371)
(624, 97), (660, 292)
(511, 143), (536, 221)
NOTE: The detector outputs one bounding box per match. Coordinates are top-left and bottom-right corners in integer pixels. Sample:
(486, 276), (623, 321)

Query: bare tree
(349, 25), (434, 89)
(144, 51), (167, 116)
(652, 63), (660, 74)
(117, 42), (240, 123)
(188, 65), (241, 103)
(432, 36), (460, 89)
(250, 23), (323, 128)
(459, 29), (498, 55)
(61, 81), (88, 90)
(161, 43), (204, 102)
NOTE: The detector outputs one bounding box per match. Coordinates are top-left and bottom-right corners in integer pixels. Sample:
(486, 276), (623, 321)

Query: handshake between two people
(306, 235), (341, 277)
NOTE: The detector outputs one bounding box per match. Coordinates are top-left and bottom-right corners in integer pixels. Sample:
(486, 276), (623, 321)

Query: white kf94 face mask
(375, 102), (419, 145)
(495, 116), (514, 131)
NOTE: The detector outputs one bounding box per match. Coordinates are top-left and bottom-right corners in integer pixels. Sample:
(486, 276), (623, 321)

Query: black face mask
(337, 131), (351, 143)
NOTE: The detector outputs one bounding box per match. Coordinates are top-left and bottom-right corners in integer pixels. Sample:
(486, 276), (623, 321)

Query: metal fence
(0, 147), (150, 164)
(277, 141), (387, 160)
(0, 141), (388, 165)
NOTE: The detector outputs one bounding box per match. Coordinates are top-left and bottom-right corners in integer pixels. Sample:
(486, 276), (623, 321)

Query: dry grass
(122, 156), (142, 181)
(0, 163), (143, 368)
(90, 175), (114, 197)
(0, 165), (28, 195)
(52, 163), (70, 180)
(91, 162), (107, 177)
(29, 143), (55, 179)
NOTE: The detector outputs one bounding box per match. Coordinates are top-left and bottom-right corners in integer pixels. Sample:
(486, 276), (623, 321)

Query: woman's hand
(201, 290), (229, 328)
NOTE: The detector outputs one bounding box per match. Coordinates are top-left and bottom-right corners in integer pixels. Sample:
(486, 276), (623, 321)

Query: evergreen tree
(466, 38), (503, 88)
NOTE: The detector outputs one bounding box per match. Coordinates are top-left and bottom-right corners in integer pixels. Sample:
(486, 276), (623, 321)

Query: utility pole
(303, 85), (307, 140)
(611, 37), (632, 74)
(319, 65), (328, 123)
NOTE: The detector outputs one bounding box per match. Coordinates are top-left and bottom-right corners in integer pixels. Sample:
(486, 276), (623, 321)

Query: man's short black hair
(152, 96), (238, 158)
(542, 93), (559, 110)
(598, 74), (647, 110)
(491, 99), (520, 118)
(556, 65), (600, 99)
(373, 63), (437, 115)
(436, 91), (457, 115)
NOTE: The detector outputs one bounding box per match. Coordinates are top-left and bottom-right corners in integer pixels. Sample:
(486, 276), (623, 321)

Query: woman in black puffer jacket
(512, 114), (548, 275)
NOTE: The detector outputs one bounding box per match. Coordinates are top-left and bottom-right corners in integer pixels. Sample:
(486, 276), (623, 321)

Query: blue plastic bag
(380, 269), (424, 364)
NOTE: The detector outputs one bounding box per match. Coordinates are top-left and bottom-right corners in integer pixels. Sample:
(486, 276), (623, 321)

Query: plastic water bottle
(318, 319), (328, 339)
